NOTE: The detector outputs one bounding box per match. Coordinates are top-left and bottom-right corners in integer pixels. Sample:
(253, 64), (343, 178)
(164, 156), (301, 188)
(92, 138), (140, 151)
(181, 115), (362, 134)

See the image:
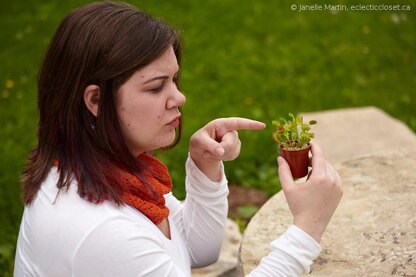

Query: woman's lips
(167, 116), (181, 128)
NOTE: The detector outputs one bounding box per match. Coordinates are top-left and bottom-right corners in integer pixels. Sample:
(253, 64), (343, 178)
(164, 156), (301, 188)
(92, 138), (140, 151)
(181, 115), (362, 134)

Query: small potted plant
(272, 113), (317, 178)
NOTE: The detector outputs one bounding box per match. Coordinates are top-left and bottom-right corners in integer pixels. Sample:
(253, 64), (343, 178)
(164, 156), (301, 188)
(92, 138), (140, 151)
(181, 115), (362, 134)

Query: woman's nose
(167, 86), (186, 109)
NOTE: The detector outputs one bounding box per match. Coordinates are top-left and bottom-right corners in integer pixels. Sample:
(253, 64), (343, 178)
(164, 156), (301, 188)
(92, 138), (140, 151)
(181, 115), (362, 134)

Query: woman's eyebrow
(142, 69), (180, 85)
(143, 76), (168, 85)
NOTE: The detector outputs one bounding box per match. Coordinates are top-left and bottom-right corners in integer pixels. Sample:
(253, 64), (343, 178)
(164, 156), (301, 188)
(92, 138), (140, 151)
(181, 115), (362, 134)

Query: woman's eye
(150, 84), (164, 93)
(173, 74), (179, 85)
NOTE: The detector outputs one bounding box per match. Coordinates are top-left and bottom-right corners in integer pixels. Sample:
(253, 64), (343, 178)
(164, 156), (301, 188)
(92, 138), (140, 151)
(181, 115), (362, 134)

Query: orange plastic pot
(279, 144), (311, 178)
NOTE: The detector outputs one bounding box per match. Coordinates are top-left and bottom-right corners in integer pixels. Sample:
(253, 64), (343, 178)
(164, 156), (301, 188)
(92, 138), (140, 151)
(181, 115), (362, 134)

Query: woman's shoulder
(26, 167), (156, 235)
(17, 170), (170, 276)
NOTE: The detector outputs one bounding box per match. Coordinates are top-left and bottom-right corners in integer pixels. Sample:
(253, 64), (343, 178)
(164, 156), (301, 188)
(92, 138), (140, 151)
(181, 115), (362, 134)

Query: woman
(14, 2), (342, 276)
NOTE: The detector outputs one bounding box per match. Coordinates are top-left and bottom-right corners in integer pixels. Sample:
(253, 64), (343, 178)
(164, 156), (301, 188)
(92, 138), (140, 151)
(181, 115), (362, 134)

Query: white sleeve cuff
(270, 225), (322, 273)
(185, 153), (228, 203)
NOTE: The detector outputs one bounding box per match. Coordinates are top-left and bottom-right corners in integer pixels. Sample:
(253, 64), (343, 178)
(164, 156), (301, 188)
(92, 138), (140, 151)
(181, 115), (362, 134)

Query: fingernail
(215, 147), (225, 155)
(277, 156), (283, 166)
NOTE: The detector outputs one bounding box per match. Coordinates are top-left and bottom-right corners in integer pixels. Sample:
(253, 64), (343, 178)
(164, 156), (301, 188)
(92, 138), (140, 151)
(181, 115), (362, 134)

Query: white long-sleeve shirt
(14, 156), (320, 276)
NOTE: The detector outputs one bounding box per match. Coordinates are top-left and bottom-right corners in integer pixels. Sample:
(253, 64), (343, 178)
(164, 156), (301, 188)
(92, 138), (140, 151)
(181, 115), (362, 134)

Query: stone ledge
(302, 106), (416, 164)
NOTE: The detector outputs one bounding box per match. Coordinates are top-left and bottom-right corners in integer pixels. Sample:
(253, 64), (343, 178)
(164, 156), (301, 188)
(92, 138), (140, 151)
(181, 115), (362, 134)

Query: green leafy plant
(272, 113), (317, 150)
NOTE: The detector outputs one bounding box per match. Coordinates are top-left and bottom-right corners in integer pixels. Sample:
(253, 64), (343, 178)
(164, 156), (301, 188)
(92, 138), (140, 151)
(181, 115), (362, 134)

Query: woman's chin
(158, 133), (177, 149)
(131, 132), (177, 154)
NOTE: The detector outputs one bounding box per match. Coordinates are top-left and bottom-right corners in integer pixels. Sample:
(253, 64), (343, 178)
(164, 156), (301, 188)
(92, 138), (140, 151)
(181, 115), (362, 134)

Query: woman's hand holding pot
(277, 142), (343, 243)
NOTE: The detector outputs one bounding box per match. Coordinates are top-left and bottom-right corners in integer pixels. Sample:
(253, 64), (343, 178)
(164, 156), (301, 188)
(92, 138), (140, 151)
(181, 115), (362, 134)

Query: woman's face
(116, 46), (186, 156)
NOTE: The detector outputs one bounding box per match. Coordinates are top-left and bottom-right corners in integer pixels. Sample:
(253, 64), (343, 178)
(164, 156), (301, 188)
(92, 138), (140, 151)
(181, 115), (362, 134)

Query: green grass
(1, 0), (414, 274)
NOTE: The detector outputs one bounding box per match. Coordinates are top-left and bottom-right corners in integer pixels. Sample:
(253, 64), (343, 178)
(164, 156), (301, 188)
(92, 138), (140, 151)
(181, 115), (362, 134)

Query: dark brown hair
(22, 1), (182, 204)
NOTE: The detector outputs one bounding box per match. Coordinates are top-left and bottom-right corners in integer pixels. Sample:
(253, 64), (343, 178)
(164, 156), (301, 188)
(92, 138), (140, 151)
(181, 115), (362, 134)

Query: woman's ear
(84, 85), (101, 117)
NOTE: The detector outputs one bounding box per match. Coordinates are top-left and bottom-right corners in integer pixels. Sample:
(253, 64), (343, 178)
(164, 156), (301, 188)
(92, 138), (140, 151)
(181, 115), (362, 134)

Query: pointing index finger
(213, 117), (266, 132)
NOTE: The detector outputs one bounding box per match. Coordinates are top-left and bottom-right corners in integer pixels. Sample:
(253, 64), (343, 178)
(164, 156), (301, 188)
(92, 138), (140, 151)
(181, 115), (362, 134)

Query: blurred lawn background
(0, 0), (414, 275)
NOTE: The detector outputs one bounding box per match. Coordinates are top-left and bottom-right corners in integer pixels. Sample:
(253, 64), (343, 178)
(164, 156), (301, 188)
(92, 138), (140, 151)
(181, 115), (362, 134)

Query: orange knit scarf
(117, 152), (172, 225)
(54, 153), (171, 225)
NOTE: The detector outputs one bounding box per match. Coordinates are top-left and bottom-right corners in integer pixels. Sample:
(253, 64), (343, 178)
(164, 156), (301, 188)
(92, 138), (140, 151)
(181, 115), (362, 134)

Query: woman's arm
(166, 155), (229, 267)
(246, 225), (321, 276)
(177, 117), (264, 267)
(247, 143), (343, 276)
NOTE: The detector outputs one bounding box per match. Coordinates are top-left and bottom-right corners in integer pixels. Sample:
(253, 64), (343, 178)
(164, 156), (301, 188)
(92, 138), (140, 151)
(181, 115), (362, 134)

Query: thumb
(202, 136), (225, 156)
(277, 156), (294, 192)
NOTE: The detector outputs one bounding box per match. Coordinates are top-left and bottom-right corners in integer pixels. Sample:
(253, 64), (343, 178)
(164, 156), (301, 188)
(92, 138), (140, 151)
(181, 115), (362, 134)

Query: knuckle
(281, 184), (292, 194)
(314, 174), (326, 184)
(327, 173), (336, 184)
